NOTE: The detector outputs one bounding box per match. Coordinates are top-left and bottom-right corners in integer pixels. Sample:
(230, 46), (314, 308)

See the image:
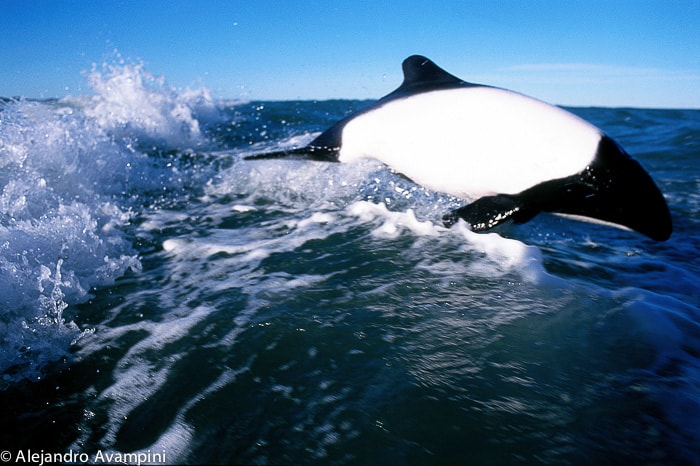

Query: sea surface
(1, 62), (699, 465)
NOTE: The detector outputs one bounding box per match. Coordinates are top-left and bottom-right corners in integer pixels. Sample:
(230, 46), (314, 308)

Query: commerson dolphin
(247, 55), (672, 241)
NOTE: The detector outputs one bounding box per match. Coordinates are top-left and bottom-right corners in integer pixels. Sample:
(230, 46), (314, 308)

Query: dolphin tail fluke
(244, 146), (338, 162)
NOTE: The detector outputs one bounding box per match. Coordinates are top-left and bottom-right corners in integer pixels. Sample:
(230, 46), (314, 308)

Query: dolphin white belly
(338, 87), (601, 198)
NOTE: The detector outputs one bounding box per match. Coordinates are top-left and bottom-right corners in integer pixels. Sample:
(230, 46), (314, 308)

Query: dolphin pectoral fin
(442, 194), (538, 231)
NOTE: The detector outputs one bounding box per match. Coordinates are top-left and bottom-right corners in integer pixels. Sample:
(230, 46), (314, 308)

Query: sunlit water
(1, 61), (699, 465)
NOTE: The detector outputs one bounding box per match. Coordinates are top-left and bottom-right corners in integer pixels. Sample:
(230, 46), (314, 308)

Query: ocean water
(1, 61), (699, 465)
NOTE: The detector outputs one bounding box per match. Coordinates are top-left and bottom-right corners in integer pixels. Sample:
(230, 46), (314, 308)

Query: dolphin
(246, 55), (672, 241)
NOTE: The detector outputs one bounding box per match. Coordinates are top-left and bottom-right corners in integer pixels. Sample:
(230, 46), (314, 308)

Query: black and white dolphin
(247, 55), (672, 241)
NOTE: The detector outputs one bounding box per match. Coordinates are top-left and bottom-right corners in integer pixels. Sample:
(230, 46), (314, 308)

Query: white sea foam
(346, 201), (439, 239)
(345, 200), (555, 285)
(0, 58), (220, 385)
(75, 59), (219, 148)
(0, 100), (142, 384)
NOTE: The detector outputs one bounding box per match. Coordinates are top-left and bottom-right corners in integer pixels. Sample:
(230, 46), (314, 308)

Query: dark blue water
(1, 62), (699, 465)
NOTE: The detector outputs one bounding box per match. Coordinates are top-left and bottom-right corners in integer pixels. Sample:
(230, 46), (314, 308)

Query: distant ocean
(1, 62), (699, 465)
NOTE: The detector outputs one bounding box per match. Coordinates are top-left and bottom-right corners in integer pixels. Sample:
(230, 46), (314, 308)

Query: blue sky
(1, 0), (699, 108)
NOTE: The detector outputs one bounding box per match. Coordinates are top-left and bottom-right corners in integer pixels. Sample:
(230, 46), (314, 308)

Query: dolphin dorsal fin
(402, 55), (464, 86)
(386, 55), (475, 100)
